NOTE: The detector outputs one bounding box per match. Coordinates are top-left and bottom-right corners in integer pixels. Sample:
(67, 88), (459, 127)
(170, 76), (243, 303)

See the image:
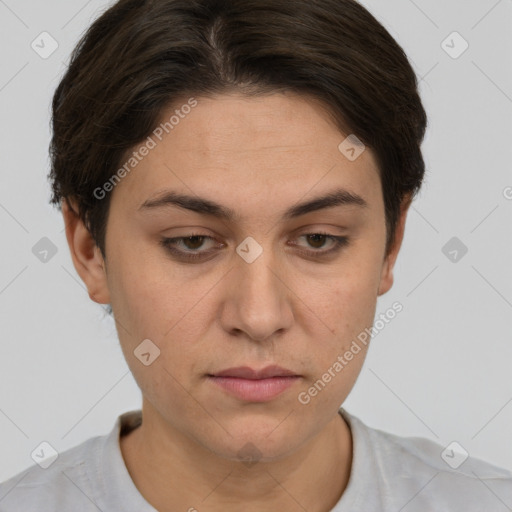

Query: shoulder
(341, 410), (512, 511)
(0, 431), (107, 511)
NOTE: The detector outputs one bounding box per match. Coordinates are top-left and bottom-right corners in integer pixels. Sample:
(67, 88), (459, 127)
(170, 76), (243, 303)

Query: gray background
(0, 0), (511, 484)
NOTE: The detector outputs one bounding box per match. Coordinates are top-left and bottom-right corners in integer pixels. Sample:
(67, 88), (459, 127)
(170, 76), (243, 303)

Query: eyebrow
(138, 188), (368, 221)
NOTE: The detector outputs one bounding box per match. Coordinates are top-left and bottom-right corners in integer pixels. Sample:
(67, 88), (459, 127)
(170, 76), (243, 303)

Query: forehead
(158, 92), (356, 157)
(111, 92), (383, 215)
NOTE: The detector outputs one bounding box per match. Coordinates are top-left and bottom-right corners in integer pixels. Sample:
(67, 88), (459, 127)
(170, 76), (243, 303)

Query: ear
(377, 194), (413, 297)
(61, 198), (110, 305)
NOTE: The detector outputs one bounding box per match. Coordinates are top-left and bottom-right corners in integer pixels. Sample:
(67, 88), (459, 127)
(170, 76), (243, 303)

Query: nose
(219, 247), (294, 342)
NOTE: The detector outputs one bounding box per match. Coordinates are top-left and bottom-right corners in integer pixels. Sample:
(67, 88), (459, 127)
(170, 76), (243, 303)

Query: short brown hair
(49, 0), (427, 260)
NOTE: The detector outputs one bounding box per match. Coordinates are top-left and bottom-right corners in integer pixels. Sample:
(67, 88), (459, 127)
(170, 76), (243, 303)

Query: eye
(160, 232), (350, 262)
(160, 234), (221, 261)
(292, 233), (350, 258)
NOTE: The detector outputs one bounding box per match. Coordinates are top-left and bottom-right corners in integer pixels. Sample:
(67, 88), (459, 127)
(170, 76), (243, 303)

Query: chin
(201, 418), (305, 463)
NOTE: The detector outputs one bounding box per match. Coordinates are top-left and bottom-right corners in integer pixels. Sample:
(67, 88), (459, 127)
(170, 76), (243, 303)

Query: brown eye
(181, 236), (207, 250)
(294, 233), (349, 256)
(293, 233), (350, 258)
(160, 234), (221, 261)
(305, 234), (329, 249)
(160, 232), (349, 263)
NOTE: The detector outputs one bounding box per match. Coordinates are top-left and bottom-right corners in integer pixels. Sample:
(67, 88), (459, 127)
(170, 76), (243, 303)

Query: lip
(209, 365), (299, 379)
(207, 365), (301, 402)
(207, 375), (301, 402)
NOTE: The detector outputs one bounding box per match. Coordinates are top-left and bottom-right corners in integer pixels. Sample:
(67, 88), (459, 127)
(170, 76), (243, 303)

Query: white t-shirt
(1, 407), (511, 511)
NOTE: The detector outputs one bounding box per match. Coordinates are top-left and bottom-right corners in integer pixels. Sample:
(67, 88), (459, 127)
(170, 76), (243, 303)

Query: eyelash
(159, 232), (350, 262)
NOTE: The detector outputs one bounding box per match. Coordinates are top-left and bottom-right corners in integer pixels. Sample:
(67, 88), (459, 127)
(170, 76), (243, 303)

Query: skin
(63, 91), (411, 512)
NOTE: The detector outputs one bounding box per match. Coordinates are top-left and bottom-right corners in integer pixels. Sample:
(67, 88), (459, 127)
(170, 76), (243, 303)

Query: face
(66, 92), (408, 462)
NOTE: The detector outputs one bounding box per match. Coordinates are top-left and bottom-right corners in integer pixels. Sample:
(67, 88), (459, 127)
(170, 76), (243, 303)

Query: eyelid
(159, 233), (223, 260)
(160, 231), (349, 262)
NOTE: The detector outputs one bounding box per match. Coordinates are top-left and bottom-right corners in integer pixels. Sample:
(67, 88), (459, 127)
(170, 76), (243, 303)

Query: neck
(120, 404), (353, 512)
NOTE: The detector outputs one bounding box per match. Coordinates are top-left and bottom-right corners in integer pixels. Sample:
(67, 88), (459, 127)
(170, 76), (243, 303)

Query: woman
(1, 0), (510, 510)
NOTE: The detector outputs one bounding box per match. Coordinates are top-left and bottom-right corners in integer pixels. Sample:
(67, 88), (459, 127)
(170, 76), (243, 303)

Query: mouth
(209, 365), (299, 380)
(206, 365), (302, 402)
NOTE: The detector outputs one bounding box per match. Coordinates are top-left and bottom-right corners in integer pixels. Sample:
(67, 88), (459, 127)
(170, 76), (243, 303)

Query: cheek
(107, 261), (203, 404)
(106, 250), (218, 373)
(106, 260), (161, 337)
(106, 244), (190, 332)
(324, 251), (381, 335)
